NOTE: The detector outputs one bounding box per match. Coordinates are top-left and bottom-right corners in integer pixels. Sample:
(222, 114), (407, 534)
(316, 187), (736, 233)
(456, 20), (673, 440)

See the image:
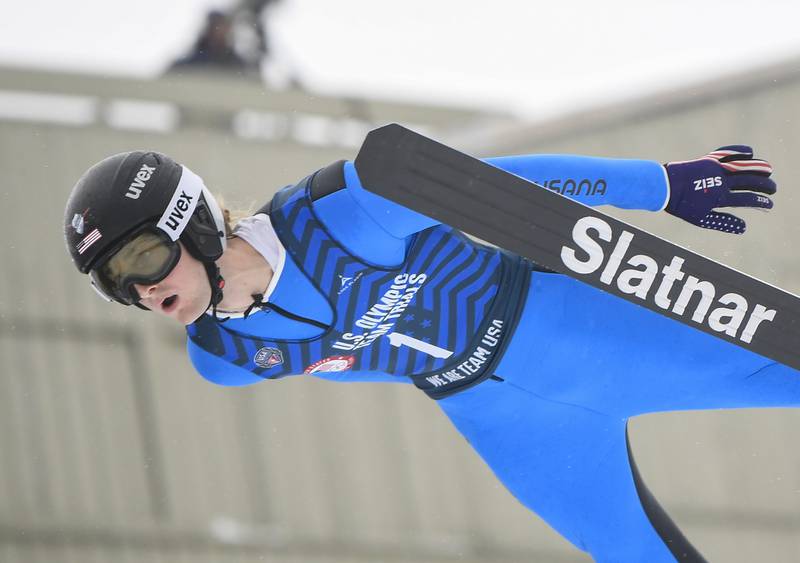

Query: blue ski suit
(187, 154), (799, 562)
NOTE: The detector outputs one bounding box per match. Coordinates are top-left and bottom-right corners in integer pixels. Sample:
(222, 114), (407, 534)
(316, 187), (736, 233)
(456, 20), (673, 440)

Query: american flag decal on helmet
(77, 228), (102, 255)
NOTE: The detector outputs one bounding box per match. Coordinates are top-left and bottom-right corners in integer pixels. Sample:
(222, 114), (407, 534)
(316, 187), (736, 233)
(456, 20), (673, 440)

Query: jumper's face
(134, 242), (211, 325)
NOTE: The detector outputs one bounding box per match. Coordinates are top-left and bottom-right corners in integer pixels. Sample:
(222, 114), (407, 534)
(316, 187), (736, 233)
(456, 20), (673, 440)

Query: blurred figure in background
(169, 1), (283, 76)
(170, 10), (251, 72)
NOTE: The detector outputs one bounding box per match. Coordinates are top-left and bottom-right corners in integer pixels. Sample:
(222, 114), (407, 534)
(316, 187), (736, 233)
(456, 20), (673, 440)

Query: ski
(354, 123), (800, 370)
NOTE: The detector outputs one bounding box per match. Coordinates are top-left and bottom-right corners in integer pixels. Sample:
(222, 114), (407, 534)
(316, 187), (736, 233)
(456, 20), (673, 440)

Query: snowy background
(2, 0), (800, 118)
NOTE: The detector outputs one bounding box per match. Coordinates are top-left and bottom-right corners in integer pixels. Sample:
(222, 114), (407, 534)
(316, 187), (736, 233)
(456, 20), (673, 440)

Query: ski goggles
(89, 227), (181, 306)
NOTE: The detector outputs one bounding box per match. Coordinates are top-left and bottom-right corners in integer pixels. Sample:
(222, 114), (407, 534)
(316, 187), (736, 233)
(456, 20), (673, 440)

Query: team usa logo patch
(254, 347), (284, 369)
(304, 355), (355, 374)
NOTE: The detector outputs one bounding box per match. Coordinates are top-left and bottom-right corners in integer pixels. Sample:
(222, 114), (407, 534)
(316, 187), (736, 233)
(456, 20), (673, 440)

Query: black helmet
(64, 151), (227, 308)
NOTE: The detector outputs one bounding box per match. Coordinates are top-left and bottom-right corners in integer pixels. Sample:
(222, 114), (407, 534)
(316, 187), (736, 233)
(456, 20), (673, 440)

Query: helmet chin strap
(196, 260), (226, 323)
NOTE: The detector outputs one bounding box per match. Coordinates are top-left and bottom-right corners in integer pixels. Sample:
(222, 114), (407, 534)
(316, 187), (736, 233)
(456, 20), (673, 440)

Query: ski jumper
(187, 155), (800, 562)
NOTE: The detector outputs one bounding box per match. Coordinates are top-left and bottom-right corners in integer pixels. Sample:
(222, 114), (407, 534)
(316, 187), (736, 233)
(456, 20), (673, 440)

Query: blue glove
(665, 146), (776, 234)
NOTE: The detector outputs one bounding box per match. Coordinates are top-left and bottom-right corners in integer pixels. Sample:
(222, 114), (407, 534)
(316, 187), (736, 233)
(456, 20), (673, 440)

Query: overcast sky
(2, 0), (800, 119)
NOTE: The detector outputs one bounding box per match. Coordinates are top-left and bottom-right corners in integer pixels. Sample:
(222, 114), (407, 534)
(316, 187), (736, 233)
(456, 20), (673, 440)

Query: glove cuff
(658, 164), (671, 212)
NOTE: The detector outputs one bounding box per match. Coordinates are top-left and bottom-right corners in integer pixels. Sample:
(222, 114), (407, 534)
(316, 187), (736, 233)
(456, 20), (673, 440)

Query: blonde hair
(214, 193), (256, 237)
